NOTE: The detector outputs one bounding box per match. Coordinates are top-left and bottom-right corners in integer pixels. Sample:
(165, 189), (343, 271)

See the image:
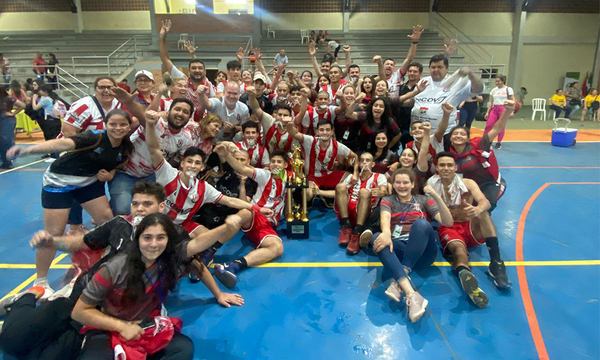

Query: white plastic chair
(177, 33), (189, 50)
(531, 98), (546, 121)
(267, 25), (275, 38)
(547, 97), (557, 121)
(300, 29), (310, 44)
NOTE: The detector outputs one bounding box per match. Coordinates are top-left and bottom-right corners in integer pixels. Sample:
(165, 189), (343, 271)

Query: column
(507, 0), (526, 90)
(73, 0), (83, 33)
(429, 0), (437, 31)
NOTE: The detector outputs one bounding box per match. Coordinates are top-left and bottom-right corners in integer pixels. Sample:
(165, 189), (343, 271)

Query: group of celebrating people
(0, 21), (515, 359)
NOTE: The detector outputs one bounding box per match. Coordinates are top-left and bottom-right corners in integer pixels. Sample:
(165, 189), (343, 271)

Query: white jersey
(321, 84), (344, 105)
(236, 141), (270, 168)
(387, 69), (406, 97)
(411, 74), (474, 134)
(344, 172), (387, 206)
(490, 86), (514, 106)
(62, 96), (121, 136)
(262, 112), (299, 154)
(251, 168), (292, 226)
(126, 118), (194, 178)
(154, 159), (223, 225)
(302, 105), (337, 136)
(209, 98), (249, 141)
(301, 134), (350, 178)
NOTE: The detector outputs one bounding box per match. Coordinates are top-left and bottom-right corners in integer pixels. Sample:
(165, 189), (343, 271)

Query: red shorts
(309, 171), (347, 190)
(438, 221), (485, 253)
(181, 220), (203, 236)
(241, 212), (281, 248)
(335, 200), (358, 227)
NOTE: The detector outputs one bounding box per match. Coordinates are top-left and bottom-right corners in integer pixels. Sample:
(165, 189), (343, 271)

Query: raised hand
(503, 99), (516, 110)
(372, 55), (382, 63)
(213, 143), (229, 157)
(111, 86), (134, 103)
(423, 185), (438, 197)
(441, 102), (454, 114)
(458, 67), (471, 77)
(308, 42), (316, 56)
(300, 87), (310, 98)
(408, 25), (424, 42)
(144, 110), (160, 127)
(342, 45), (351, 53)
(253, 47), (262, 60)
(246, 86), (256, 97)
(236, 47), (246, 61)
(160, 20), (172, 38)
(185, 40), (198, 54)
(421, 122), (432, 135)
(417, 79), (429, 92)
(280, 115), (293, 125)
(196, 84), (207, 96)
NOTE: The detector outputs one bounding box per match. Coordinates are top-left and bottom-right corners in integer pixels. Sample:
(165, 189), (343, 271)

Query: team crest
(419, 107), (428, 114)
(190, 194), (199, 203)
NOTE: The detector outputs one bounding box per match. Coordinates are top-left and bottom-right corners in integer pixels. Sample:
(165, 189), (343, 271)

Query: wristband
(251, 205), (260, 213)
(412, 41), (419, 44)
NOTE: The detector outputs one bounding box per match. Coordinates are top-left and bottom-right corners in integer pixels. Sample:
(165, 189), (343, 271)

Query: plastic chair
(531, 98), (546, 121)
(547, 98), (557, 121)
(177, 33), (189, 50)
(300, 29), (310, 44)
(267, 25), (275, 38)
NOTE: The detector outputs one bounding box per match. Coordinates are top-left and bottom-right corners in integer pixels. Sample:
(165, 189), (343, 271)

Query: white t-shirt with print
(209, 98), (249, 141)
(490, 86), (514, 106)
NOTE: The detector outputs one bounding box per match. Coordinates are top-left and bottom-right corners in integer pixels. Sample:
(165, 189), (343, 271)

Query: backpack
(591, 96), (600, 111)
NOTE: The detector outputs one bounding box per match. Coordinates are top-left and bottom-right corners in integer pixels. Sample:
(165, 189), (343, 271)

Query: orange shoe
(346, 233), (360, 255)
(338, 227), (352, 247)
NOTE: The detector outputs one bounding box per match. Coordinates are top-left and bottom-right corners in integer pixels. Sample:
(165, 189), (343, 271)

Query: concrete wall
(261, 13), (344, 31)
(0, 11), (151, 32)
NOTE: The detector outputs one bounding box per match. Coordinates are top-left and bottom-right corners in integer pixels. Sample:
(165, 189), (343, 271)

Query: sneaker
(494, 142), (502, 150)
(33, 279), (55, 301)
(359, 229), (373, 248)
(198, 250), (215, 267)
(405, 292), (428, 323)
(214, 263), (238, 289)
(0, 285), (45, 316)
(188, 270), (201, 284)
(384, 280), (402, 302)
(338, 227), (352, 247)
(346, 233), (360, 255)
(488, 260), (512, 289)
(458, 269), (489, 309)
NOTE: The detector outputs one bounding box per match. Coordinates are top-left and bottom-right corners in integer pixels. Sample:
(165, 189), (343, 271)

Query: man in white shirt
(411, 54), (484, 135)
(273, 49), (288, 73)
(197, 81), (249, 141)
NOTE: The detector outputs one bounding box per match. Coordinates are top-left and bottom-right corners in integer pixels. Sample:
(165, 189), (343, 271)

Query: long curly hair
(365, 97), (392, 129)
(123, 213), (180, 305)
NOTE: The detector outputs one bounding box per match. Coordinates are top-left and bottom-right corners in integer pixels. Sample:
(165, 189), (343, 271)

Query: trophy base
(286, 219), (309, 239)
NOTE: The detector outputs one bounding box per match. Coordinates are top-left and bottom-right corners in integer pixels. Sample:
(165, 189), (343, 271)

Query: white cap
(134, 70), (154, 82)
(253, 73), (267, 83)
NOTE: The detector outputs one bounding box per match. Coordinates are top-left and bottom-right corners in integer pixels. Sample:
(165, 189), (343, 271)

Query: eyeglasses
(136, 78), (153, 84)
(96, 86), (113, 91)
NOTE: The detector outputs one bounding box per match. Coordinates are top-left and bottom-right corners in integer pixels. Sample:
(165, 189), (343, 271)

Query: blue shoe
(198, 250), (215, 267)
(214, 263), (238, 289)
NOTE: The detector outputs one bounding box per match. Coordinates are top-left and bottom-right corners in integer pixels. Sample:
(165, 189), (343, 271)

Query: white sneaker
(405, 292), (428, 323)
(384, 280), (403, 302)
(33, 280), (55, 301)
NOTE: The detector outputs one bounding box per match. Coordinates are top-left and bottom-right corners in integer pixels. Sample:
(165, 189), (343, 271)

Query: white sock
(34, 276), (47, 285)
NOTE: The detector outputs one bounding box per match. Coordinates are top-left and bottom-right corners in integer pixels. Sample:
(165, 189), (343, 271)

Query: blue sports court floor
(1, 142), (599, 360)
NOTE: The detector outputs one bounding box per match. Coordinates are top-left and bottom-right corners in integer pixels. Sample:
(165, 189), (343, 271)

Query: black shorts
(478, 179), (506, 212)
(41, 181), (106, 209)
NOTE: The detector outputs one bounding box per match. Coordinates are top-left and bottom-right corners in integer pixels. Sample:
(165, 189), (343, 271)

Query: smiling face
(167, 102), (192, 130)
(329, 67), (341, 83)
(343, 86), (355, 104)
(450, 127), (470, 147)
(215, 72), (227, 83)
(224, 82), (240, 107)
(371, 99), (385, 119)
(392, 173), (414, 198)
(436, 155), (458, 180)
(317, 122), (333, 141)
(407, 66), (421, 82)
(228, 67), (241, 82)
(170, 79), (187, 98)
(139, 224), (169, 265)
(130, 193), (164, 218)
(375, 80), (388, 96)
(362, 77), (373, 93)
(241, 70), (252, 83)
(301, 72), (312, 86)
(243, 126), (258, 144)
(384, 59), (395, 77)
(399, 148), (417, 168)
(135, 75), (154, 94)
(349, 67), (361, 80)
(95, 79), (116, 103)
(495, 78), (505, 87)
(320, 61), (331, 74)
(318, 76), (330, 88)
(269, 155), (287, 174)
(105, 114), (131, 141)
(203, 120), (221, 138)
(290, 90), (302, 106)
(181, 154), (205, 178)
(189, 62), (206, 81)
(374, 132), (388, 149)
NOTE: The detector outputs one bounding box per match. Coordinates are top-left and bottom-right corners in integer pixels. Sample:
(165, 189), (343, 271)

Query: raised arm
(344, 94), (364, 120)
(185, 40), (198, 60)
(398, 79), (428, 103)
(112, 86), (146, 127)
(236, 47), (245, 64)
(214, 143), (255, 178)
(423, 185), (454, 227)
(460, 67), (484, 94)
(283, 115), (304, 142)
(373, 55), (385, 82)
(253, 48), (271, 83)
(485, 100), (514, 142)
(271, 64), (285, 91)
(308, 43), (323, 77)
(398, 25), (423, 76)
(245, 86), (264, 119)
(144, 110), (165, 168)
(417, 123), (432, 172)
(342, 45), (352, 78)
(147, 83), (169, 112)
(435, 102), (453, 142)
(196, 84), (213, 111)
(294, 88), (310, 125)
(158, 20), (175, 74)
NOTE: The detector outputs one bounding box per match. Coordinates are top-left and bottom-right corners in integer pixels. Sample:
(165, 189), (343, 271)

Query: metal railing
(434, 13), (495, 66)
(0, 64), (89, 98)
(242, 36), (253, 70)
(71, 35), (144, 77)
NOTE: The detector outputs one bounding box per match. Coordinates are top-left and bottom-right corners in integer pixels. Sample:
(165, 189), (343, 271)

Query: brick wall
(437, 0), (515, 13)
(0, 0), (71, 13)
(81, 0), (149, 11)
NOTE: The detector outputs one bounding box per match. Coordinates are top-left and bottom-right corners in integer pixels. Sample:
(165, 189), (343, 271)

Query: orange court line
(516, 182), (600, 360)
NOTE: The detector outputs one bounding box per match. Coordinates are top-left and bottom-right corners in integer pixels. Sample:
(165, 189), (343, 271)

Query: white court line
(0, 159), (45, 176)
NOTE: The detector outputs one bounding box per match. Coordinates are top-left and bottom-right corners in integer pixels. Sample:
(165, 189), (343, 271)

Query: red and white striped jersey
(301, 134), (351, 178)
(154, 159), (223, 225)
(302, 105), (337, 136)
(61, 96), (121, 137)
(126, 118), (194, 178)
(251, 168), (291, 226)
(170, 65), (215, 122)
(158, 98), (173, 112)
(236, 141), (270, 168)
(262, 112), (298, 154)
(344, 172), (387, 207)
(321, 84), (344, 105)
(387, 68), (406, 97)
(269, 93), (290, 107)
(407, 133), (444, 173)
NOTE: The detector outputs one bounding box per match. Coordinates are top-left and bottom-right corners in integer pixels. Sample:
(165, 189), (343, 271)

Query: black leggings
(0, 295), (82, 360)
(77, 331), (194, 360)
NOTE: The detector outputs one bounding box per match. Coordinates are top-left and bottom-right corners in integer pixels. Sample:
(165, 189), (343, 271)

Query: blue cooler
(551, 118), (577, 147)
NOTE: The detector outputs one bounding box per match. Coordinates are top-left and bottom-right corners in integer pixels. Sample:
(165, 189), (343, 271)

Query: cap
(134, 70), (154, 82)
(253, 73), (267, 83)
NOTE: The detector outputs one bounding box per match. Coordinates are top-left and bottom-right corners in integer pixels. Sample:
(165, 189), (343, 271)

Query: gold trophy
(286, 145), (309, 238)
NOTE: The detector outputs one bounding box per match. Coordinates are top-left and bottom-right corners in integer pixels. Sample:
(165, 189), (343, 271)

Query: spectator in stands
(30, 84), (64, 146)
(197, 81), (249, 141)
(132, 70), (155, 107)
(484, 75), (514, 149)
(549, 89), (572, 119)
(582, 88), (599, 122)
(214, 71), (228, 87)
(0, 53), (11, 85)
(32, 52), (47, 81)
(117, 78), (131, 93)
(46, 53), (59, 90)
(0, 87), (25, 169)
(565, 81), (582, 116)
(518, 87), (528, 104)
(273, 49), (288, 73)
(411, 54), (484, 137)
(159, 19), (215, 123)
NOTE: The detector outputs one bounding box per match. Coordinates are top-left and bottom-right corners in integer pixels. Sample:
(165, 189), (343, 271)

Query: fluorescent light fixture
(226, 0), (246, 4)
(185, 0), (196, 4)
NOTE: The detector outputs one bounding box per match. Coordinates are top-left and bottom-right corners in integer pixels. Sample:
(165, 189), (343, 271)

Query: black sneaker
(494, 142), (502, 150)
(488, 260), (512, 289)
(188, 270), (201, 283)
(459, 269), (489, 309)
